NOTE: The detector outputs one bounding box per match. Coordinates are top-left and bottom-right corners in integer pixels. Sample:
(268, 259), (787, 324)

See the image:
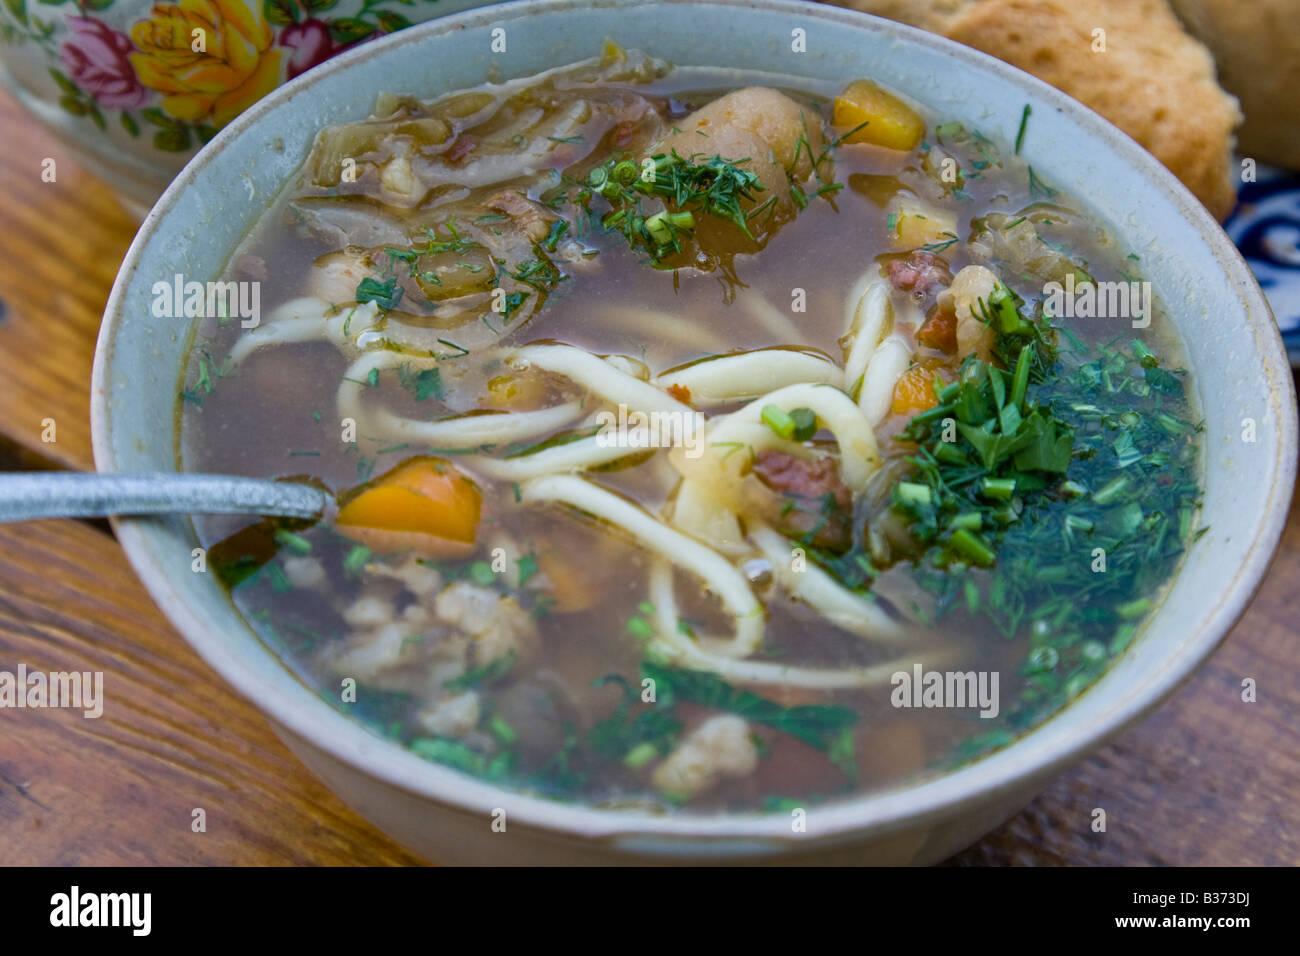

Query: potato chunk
(666, 86), (828, 181)
(833, 79), (926, 151)
(888, 196), (958, 248)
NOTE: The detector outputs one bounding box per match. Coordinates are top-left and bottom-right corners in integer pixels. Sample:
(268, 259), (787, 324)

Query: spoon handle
(0, 472), (327, 523)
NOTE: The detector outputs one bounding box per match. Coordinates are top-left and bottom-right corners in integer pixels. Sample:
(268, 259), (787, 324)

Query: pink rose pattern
(0, 3), (425, 150)
(59, 17), (149, 110)
(279, 19), (339, 81)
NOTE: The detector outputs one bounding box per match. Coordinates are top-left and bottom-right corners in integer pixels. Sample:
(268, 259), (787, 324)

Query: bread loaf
(827, 0), (1243, 220)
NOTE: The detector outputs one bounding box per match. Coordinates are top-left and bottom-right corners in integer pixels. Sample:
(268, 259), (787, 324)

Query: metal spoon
(0, 472), (328, 523)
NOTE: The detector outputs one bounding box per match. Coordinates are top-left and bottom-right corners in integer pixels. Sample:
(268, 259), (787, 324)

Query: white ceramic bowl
(92, 0), (1297, 864)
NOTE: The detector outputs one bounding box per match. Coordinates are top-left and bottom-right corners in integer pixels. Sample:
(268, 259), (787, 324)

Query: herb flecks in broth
(181, 48), (1203, 814)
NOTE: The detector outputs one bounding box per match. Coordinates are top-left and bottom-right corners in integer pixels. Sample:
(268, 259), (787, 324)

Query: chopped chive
(626, 616), (654, 639)
(981, 477), (1017, 500)
(950, 528), (995, 566)
(1065, 514), (1095, 533)
(623, 742), (659, 769)
(489, 716), (517, 745)
(1059, 480), (1088, 499)
(1130, 339), (1158, 369)
(1092, 475), (1130, 506)
(895, 482), (932, 507)
(274, 529), (312, 555)
(761, 404), (796, 439)
(933, 441), (967, 465)
(1116, 596), (1153, 620)
(1014, 104), (1031, 154)
(1009, 343), (1033, 409)
(343, 545), (371, 575)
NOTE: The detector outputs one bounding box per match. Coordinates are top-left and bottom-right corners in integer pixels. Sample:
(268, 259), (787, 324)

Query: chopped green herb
(444, 651), (517, 691)
(342, 545), (371, 576)
(1014, 104), (1031, 155)
(355, 275), (403, 310)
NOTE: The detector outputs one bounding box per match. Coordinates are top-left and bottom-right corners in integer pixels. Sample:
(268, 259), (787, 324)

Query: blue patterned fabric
(1224, 165), (1300, 363)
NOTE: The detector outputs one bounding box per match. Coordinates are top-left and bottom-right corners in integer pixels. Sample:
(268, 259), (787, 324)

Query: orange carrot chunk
(336, 457), (481, 546)
(891, 365), (942, 416)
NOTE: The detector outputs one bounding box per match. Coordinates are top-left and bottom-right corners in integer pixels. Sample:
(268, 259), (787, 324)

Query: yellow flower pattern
(128, 0), (282, 129)
(2, 0), (424, 151)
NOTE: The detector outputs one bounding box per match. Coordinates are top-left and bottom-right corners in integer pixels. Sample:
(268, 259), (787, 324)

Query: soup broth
(180, 47), (1202, 812)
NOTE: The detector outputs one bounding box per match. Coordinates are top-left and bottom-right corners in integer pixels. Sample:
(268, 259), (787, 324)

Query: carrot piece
(917, 307), (958, 353)
(336, 457), (481, 555)
(891, 365), (941, 416)
(833, 80), (925, 151)
(536, 551), (595, 613)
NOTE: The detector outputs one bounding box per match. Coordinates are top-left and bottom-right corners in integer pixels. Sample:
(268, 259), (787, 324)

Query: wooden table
(0, 86), (1296, 866)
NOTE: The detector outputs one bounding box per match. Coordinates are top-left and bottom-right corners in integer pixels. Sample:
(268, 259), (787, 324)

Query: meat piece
(417, 691), (481, 738)
(328, 599), (468, 696)
(364, 556), (443, 599)
(651, 715), (759, 799)
(750, 450), (853, 552)
(485, 190), (559, 243)
(610, 119), (639, 148)
(342, 594), (394, 630)
(491, 680), (572, 763)
(435, 581), (540, 668)
(886, 249), (953, 296)
(445, 135), (476, 164)
(233, 253), (268, 283)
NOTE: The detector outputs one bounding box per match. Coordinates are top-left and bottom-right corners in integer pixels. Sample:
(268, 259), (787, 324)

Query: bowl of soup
(91, 0), (1296, 864)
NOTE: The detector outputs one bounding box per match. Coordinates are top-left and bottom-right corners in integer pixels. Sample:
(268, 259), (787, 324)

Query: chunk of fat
(305, 249), (370, 305)
(282, 556), (326, 590)
(417, 691), (481, 738)
(888, 196), (958, 249)
(379, 141), (418, 201)
(435, 581), (539, 667)
(330, 620), (414, 683)
(328, 615), (469, 696)
(435, 581), (502, 634)
(342, 594), (394, 630)
(366, 557), (442, 599)
(651, 714), (759, 799)
(944, 264), (999, 360)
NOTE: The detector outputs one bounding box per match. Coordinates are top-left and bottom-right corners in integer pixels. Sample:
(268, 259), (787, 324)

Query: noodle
(655, 348), (843, 406)
(337, 350), (586, 447)
(748, 523), (908, 642)
(520, 474), (764, 657)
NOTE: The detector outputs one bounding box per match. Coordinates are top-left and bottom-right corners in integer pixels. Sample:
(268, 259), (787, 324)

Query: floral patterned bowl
(0, 0), (492, 215)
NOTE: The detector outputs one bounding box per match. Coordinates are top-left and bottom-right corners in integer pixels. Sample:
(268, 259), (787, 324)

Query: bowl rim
(92, 0), (1298, 850)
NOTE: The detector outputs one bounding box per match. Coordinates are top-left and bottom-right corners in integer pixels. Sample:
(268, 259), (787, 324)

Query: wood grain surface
(0, 85), (1296, 866)
(0, 91), (134, 474)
